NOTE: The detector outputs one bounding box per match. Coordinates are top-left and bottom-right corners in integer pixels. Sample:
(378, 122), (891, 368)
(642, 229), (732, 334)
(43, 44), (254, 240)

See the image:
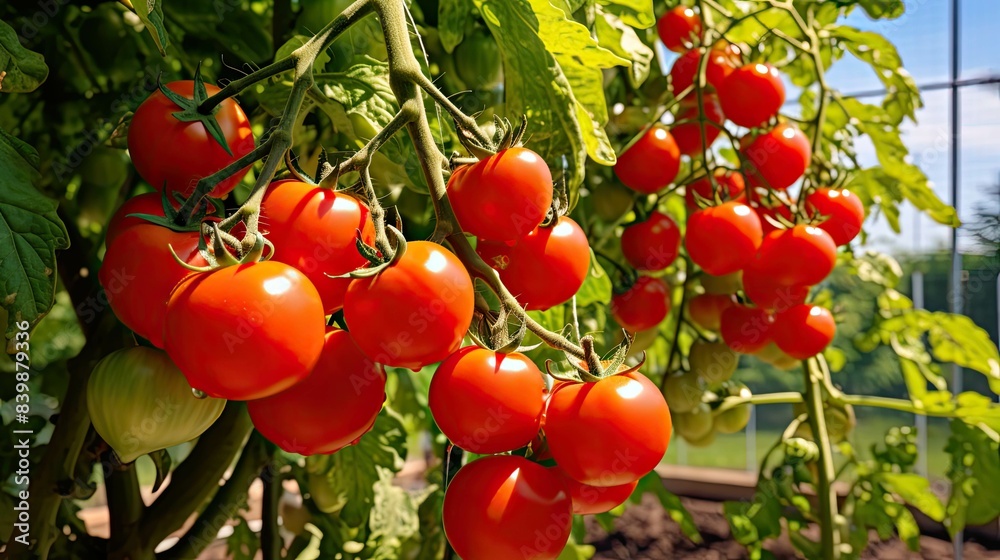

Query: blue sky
(657, 0), (1000, 255)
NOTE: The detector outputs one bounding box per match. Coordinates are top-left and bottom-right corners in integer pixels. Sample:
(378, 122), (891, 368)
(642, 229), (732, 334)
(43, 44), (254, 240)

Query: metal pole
(948, 0), (963, 557)
(912, 270), (929, 477)
(746, 405), (756, 473)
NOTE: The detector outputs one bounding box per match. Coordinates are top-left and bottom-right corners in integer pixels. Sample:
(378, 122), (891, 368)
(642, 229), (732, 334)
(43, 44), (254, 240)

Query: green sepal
(158, 65), (234, 156)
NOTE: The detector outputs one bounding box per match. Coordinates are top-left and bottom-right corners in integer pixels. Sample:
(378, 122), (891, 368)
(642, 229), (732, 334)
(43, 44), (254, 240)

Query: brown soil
(586, 495), (1000, 560)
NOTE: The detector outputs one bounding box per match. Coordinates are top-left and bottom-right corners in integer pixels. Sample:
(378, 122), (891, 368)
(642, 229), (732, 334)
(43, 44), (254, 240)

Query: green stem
(715, 391), (804, 414)
(107, 464), (151, 559)
(260, 463), (282, 560)
(803, 359), (841, 560)
(141, 403), (253, 548)
(660, 260), (691, 394)
(198, 58), (296, 114)
(157, 432), (270, 560)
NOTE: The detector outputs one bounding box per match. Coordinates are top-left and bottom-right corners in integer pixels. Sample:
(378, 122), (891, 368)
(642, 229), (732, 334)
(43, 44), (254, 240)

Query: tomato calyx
(155, 66), (236, 156)
(128, 189), (222, 231)
(545, 334), (640, 383)
(540, 176), (572, 228)
(467, 304), (530, 355)
(332, 224), (408, 279)
(170, 227), (271, 272)
(454, 114), (528, 163)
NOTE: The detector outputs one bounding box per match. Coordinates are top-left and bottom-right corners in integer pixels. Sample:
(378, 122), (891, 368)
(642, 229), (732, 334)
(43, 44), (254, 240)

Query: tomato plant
(9, 1), (1000, 559)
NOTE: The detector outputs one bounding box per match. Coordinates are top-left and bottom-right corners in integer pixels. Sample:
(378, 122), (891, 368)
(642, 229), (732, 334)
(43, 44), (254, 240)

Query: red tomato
(803, 188), (865, 245)
(773, 304), (836, 359)
(742, 124), (811, 190)
(100, 223), (207, 349)
(429, 347), (545, 454)
(669, 48), (737, 93)
(260, 180), (375, 313)
(720, 304), (773, 354)
(477, 216), (590, 311)
(755, 225), (837, 287)
(685, 201), (763, 275)
(247, 329), (386, 455)
(741, 258), (809, 312)
(685, 169), (745, 208)
(621, 211), (681, 271)
(165, 261), (326, 400)
(552, 467), (637, 515)
(615, 126), (680, 194)
(671, 95), (725, 156)
(105, 193), (175, 246)
(447, 147), (553, 242)
(443, 455), (571, 560)
(128, 81), (255, 199)
(687, 292), (735, 332)
(657, 6), (702, 52)
(611, 276), (671, 332)
(344, 241), (474, 370)
(719, 63), (785, 128)
(546, 370), (672, 486)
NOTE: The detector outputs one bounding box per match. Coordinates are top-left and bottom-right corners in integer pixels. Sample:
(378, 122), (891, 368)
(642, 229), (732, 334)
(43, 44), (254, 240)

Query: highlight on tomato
(685, 201), (763, 275)
(803, 187), (865, 245)
(773, 304), (836, 360)
(742, 123), (811, 190)
(621, 211), (681, 271)
(657, 6), (702, 52)
(719, 63), (785, 129)
(614, 125), (681, 194)
(611, 276), (671, 332)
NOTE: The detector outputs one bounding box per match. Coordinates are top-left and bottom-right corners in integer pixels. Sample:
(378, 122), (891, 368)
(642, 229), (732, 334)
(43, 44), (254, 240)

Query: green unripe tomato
(454, 29), (503, 90)
(700, 271), (742, 295)
(591, 181), (635, 222)
(662, 370), (704, 414)
(714, 381), (752, 434)
(689, 340), (738, 384)
(685, 426), (717, 448)
(792, 401), (856, 443)
(307, 471), (345, 513)
(673, 402), (714, 442)
(87, 347), (225, 463)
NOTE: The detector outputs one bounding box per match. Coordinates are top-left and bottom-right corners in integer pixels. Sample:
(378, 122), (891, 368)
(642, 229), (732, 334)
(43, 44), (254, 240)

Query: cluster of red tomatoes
(609, 7), (865, 368)
(98, 80), (673, 560)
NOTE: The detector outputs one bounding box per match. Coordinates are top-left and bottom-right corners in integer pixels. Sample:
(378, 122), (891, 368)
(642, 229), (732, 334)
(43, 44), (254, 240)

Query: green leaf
(438, 0), (471, 53)
(853, 0), (905, 20)
(0, 129), (69, 338)
(556, 537), (596, 560)
(945, 421), (1000, 537)
(0, 20), (49, 93)
(850, 251), (903, 289)
(723, 479), (783, 547)
(307, 410), (408, 527)
(366, 467), (422, 559)
(927, 313), (1000, 390)
(595, 9), (654, 88)
(598, 0), (656, 29)
(129, 0), (170, 56)
(633, 472), (702, 543)
(878, 472), (946, 522)
(830, 26), (920, 122)
(165, 0), (274, 62)
(847, 166), (959, 231)
(575, 253), (612, 308)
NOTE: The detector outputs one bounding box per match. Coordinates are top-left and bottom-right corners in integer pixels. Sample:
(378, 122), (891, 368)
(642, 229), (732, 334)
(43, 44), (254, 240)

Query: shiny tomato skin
(165, 261), (325, 400)
(546, 371), (672, 486)
(615, 126), (681, 194)
(657, 6), (702, 52)
(621, 211), (681, 271)
(669, 48), (737, 93)
(344, 241), (474, 370)
(477, 216), (590, 311)
(741, 258), (809, 312)
(105, 193), (174, 246)
(687, 292), (735, 332)
(804, 188), (865, 245)
(672, 95), (725, 156)
(443, 455), (572, 560)
(447, 147), (553, 242)
(756, 225), (837, 287)
(773, 304), (836, 359)
(100, 223), (207, 349)
(742, 124), (811, 190)
(429, 347), (545, 454)
(685, 169), (745, 209)
(128, 81), (255, 199)
(720, 304), (773, 354)
(260, 180), (375, 313)
(247, 329), (386, 455)
(553, 467), (637, 515)
(685, 201), (763, 275)
(611, 276), (671, 332)
(719, 63), (785, 128)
